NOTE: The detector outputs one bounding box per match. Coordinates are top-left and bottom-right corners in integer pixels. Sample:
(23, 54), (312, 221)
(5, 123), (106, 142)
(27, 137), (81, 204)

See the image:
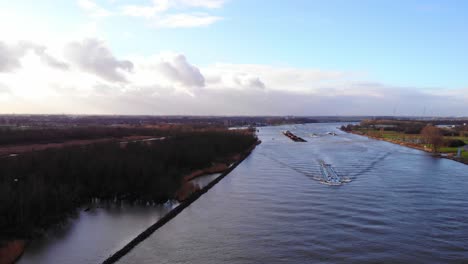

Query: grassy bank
(342, 125), (468, 165)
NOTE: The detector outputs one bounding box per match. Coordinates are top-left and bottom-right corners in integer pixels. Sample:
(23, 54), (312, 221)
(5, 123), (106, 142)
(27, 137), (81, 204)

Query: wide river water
(19, 123), (468, 263)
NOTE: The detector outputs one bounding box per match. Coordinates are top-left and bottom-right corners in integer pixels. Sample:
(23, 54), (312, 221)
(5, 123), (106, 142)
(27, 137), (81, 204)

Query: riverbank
(101, 140), (260, 264)
(344, 130), (468, 165)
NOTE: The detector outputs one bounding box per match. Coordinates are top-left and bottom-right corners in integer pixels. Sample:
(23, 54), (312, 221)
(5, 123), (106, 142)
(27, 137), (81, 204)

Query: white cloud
(21, 42), (70, 70)
(156, 54), (205, 87)
(1, 37), (467, 116)
(0, 83), (11, 94)
(121, 0), (170, 17)
(120, 0), (226, 27)
(121, 0), (226, 17)
(78, 0), (113, 17)
(0, 41), (68, 72)
(202, 63), (353, 93)
(153, 13), (222, 28)
(64, 38), (133, 83)
(177, 0), (226, 9)
(0, 42), (23, 72)
(75, 0), (226, 28)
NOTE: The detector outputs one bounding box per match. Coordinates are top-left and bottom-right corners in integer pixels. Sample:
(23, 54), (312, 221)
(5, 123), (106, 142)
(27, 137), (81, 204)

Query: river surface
(17, 202), (178, 264)
(17, 123), (468, 263)
(118, 123), (468, 264)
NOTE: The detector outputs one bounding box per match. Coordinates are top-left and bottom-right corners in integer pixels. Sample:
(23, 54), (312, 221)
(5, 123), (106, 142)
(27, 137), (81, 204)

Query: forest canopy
(0, 128), (257, 239)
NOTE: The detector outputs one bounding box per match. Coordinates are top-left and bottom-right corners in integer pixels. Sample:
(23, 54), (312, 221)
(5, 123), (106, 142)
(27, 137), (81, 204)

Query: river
(19, 123), (468, 263)
(118, 123), (468, 264)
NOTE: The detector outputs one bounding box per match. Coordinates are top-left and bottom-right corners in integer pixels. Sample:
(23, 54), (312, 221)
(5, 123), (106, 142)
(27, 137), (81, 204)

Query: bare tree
(421, 124), (443, 153)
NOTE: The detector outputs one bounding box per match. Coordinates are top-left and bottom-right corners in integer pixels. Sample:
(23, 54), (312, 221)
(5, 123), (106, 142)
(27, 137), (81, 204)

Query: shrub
(446, 139), (466, 147)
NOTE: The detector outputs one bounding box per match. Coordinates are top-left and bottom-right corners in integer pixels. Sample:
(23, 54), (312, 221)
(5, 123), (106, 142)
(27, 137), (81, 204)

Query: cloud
(0, 83), (10, 94)
(78, 0), (113, 17)
(64, 38), (133, 83)
(26, 83), (464, 116)
(120, 0), (226, 27)
(0, 42), (23, 72)
(153, 13), (223, 28)
(176, 0), (226, 9)
(1, 38), (467, 116)
(156, 54), (205, 87)
(121, 0), (170, 18)
(20, 42), (70, 70)
(202, 63), (352, 93)
(0, 41), (69, 72)
(122, 0), (226, 17)
(76, 0), (226, 28)
(37, 52), (70, 70)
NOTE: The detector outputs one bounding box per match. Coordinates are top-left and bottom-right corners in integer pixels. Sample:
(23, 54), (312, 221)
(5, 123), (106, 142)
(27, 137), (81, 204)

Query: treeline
(341, 122), (466, 149)
(360, 120), (426, 134)
(0, 129), (257, 239)
(351, 120), (468, 135)
(0, 125), (227, 146)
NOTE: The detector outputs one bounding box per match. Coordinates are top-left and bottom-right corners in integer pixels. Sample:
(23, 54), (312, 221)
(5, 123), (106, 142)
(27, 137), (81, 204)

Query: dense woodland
(0, 114), (321, 129)
(0, 126), (189, 146)
(0, 129), (257, 239)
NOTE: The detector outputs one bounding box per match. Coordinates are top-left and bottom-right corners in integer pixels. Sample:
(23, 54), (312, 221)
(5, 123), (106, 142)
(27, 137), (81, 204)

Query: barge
(283, 130), (307, 142)
(318, 160), (350, 185)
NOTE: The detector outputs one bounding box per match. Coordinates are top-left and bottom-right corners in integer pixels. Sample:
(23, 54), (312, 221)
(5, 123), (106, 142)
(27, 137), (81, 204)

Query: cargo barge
(282, 130), (307, 142)
(318, 160), (351, 185)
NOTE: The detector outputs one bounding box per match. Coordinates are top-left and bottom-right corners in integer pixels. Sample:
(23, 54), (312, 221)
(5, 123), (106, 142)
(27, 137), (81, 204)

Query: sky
(0, 0), (467, 116)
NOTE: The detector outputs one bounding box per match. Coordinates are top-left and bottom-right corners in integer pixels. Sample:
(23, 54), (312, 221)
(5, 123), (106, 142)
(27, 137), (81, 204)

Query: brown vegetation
(341, 120), (467, 165)
(421, 125), (443, 153)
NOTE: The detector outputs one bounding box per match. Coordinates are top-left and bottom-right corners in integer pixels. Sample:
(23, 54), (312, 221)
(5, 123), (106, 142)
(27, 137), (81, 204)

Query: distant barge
(283, 130), (307, 142)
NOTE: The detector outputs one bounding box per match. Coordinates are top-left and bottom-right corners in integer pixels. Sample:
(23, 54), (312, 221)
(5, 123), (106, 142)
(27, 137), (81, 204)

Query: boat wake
(316, 160), (351, 186)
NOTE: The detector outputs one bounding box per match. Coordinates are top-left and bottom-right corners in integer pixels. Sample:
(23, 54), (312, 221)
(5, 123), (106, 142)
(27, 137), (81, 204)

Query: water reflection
(18, 202), (177, 264)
